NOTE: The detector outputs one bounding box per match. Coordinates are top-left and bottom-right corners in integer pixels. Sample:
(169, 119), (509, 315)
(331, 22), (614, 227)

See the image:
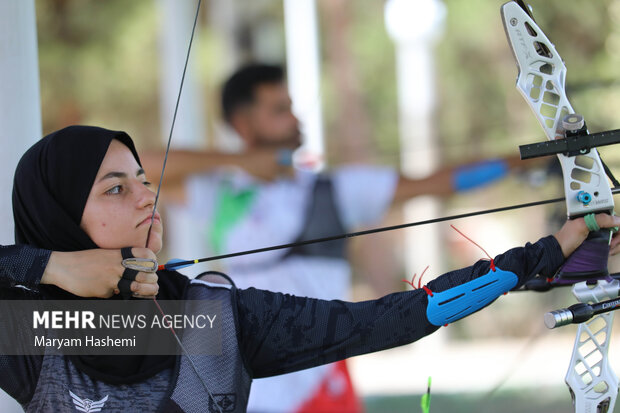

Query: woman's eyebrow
(97, 168), (145, 183)
(97, 171), (127, 182)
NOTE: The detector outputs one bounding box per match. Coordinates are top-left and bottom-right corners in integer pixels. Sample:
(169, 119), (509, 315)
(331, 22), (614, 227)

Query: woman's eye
(105, 185), (123, 195)
(143, 181), (152, 187)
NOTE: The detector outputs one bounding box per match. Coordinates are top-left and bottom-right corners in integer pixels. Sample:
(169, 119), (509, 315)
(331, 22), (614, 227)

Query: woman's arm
(235, 213), (620, 378)
(0, 244), (51, 288)
(235, 235), (564, 378)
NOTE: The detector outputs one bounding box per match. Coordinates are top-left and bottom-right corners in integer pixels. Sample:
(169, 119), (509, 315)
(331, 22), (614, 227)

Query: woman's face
(81, 139), (163, 252)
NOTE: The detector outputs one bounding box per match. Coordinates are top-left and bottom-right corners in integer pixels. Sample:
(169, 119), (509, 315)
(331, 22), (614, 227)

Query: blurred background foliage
(30, 1), (620, 409)
(35, 0), (620, 164)
(35, 0), (620, 339)
(37, 0), (159, 139)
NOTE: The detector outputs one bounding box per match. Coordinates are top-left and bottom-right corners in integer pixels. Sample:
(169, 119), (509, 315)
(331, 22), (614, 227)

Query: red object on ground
(295, 360), (364, 413)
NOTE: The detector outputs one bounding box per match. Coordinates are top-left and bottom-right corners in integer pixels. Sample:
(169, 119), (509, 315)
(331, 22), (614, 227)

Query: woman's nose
(136, 182), (156, 208)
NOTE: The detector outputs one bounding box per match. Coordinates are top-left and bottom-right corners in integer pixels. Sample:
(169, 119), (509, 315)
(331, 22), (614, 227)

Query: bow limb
(502, 2), (618, 412)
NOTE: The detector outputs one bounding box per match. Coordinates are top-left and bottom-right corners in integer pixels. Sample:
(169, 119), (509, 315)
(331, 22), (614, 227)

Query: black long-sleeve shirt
(237, 236), (564, 378)
(0, 245), (49, 289)
(0, 236), (564, 410)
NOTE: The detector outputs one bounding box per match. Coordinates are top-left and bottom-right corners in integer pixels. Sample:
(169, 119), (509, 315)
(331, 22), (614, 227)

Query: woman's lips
(138, 212), (161, 227)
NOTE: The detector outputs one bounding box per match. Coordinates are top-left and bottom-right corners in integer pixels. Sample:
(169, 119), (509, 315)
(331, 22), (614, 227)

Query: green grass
(364, 388), (577, 413)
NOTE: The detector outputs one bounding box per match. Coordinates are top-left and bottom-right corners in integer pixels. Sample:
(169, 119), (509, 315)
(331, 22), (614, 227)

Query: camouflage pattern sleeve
(235, 236), (564, 378)
(0, 244), (50, 288)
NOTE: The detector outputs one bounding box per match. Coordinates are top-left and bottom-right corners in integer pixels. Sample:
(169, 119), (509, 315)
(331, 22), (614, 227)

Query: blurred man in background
(142, 63), (529, 413)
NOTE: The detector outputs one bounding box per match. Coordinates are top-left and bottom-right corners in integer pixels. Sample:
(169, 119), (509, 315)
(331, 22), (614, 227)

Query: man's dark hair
(221, 63), (285, 123)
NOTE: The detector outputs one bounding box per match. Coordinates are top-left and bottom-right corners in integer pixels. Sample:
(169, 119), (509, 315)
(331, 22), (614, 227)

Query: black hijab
(12, 125), (188, 384)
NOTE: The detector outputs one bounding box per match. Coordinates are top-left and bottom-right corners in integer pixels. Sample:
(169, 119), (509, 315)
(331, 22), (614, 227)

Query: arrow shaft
(161, 188), (620, 270)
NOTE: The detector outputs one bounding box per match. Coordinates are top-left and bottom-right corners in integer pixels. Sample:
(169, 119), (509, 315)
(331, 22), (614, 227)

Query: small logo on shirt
(210, 393), (236, 412)
(69, 390), (109, 412)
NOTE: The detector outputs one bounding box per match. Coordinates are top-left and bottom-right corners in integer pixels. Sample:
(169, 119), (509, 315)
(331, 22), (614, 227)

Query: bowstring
(145, 0), (199, 248)
(141, 2), (223, 411)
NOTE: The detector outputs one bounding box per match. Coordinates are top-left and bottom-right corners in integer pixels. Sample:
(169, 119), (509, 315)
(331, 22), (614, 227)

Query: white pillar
(0, 3), (42, 410)
(0, 0), (42, 246)
(207, 0), (240, 72)
(283, 0), (324, 168)
(157, 0), (206, 149)
(207, 0), (245, 152)
(157, 0), (207, 276)
(385, 0), (446, 282)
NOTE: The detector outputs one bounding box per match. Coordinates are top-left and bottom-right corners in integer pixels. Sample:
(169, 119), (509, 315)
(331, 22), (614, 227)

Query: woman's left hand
(554, 213), (620, 258)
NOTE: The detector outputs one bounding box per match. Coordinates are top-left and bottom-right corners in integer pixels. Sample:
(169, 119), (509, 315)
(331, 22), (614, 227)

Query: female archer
(2, 125), (619, 412)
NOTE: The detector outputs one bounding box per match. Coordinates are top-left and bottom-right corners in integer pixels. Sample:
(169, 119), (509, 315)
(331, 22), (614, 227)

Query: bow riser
(502, 3), (618, 412)
(502, 2), (613, 217)
(566, 281), (619, 413)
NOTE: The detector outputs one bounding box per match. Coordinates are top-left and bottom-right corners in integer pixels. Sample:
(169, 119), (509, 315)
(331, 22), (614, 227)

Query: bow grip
(555, 226), (613, 283)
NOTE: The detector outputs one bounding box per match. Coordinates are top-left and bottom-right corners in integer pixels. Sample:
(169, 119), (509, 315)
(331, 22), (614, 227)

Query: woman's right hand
(42, 248), (159, 298)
